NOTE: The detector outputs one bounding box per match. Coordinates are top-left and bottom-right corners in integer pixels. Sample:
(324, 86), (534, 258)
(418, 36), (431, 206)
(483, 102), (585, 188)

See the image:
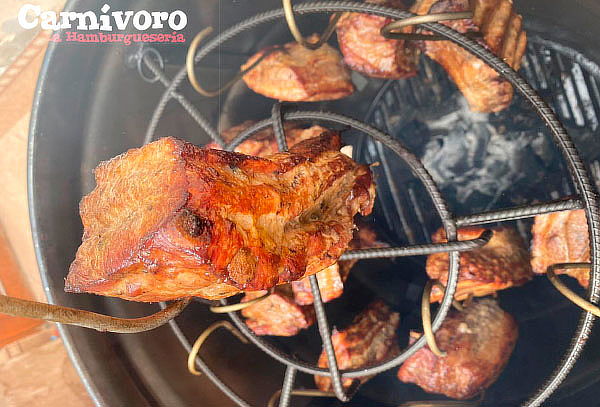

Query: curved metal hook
(282, 0), (341, 50)
(268, 388), (336, 407)
(186, 27), (279, 97)
(0, 294), (191, 333)
(187, 320), (248, 375)
(381, 11), (481, 41)
(546, 263), (599, 317)
(209, 291), (272, 314)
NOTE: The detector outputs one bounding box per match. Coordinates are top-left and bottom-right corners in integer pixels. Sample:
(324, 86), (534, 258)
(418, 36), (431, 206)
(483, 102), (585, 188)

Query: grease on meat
(397, 298), (518, 399)
(335, 0), (418, 79)
(411, 0), (527, 112)
(315, 299), (400, 391)
(426, 227), (533, 302)
(65, 133), (375, 302)
(292, 222), (388, 305)
(531, 209), (590, 287)
(241, 285), (315, 336)
(241, 35), (355, 101)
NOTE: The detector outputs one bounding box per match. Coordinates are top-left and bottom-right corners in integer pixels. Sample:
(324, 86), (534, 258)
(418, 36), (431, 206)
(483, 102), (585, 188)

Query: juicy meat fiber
(241, 35), (355, 101)
(531, 209), (590, 287)
(241, 285), (315, 336)
(426, 227), (533, 302)
(315, 299), (400, 391)
(207, 121), (331, 156)
(335, 0), (417, 79)
(292, 223), (387, 305)
(411, 0), (527, 112)
(397, 299), (518, 400)
(65, 133), (375, 302)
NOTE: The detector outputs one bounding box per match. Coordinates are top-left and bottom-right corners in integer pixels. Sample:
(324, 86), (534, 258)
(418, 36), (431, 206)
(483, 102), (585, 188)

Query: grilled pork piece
(531, 209), (590, 288)
(397, 298), (518, 399)
(65, 132), (375, 302)
(315, 299), (400, 391)
(241, 285), (315, 336)
(207, 121), (331, 156)
(241, 35), (355, 101)
(292, 223), (387, 305)
(335, 0), (418, 79)
(426, 227), (533, 302)
(411, 0), (527, 112)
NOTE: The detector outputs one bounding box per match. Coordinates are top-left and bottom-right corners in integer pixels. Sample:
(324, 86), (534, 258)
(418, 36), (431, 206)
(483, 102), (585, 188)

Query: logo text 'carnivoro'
(18, 4), (187, 31)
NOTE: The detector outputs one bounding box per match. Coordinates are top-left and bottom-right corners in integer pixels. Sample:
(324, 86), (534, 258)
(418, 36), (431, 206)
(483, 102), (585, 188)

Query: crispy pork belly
(241, 35), (355, 102)
(315, 299), (400, 391)
(335, 0), (418, 79)
(397, 298), (518, 399)
(531, 209), (590, 288)
(426, 227), (533, 302)
(241, 285), (315, 336)
(411, 0), (527, 112)
(292, 223), (387, 305)
(207, 121), (331, 156)
(65, 133), (375, 302)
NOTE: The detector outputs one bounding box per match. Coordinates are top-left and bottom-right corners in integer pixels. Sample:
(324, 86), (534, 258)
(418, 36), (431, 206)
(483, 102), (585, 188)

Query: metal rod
(271, 103), (289, 152)
(278, 366), (297, 407)
(141, 53), (223, 146)
(546, 263), (599, 317)
(309, 274), (351, 402)
(282, 0), (341, 50)
(455, 197), (583, 227)
(166, 316), (252, 407)
(340, 229), (492, 260)
(0, 295), (190, 334)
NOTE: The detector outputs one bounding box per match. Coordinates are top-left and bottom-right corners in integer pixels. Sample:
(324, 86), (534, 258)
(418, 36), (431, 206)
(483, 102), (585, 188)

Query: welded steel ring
(219, 109), (461, 378)
(144, 3), (600, 406)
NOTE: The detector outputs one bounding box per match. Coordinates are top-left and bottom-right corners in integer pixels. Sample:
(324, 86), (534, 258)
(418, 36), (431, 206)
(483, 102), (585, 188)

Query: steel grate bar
(278, 367), (297, 407)
(340, 229), (492, 261)
(141, 54), (223, 146)
(308, 274), (350, 402)
(455, 197), (583, 227)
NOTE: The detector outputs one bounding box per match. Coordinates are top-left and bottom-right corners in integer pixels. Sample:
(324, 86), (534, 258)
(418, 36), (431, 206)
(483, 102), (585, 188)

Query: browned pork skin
(426, 226), (533, 302)
(65, 132), (375, 302)
(315, 299), (400, 391)
(397, 298), (518, 399)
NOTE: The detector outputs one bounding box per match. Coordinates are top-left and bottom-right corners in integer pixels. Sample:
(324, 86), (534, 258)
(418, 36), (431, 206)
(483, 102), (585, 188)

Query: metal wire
(278, 366), (297, 407)
(455, 197), (583, 227)
(141, 2), (600, 406)
(271, 103), (288, 152)
(0, 295), (190, 334)
(209, 291), (271, 313)
(187, 321), (248, 376)
(421, 280), (447, 357)
(282, 0), (341, 50)
(340, 229), (492, 260)
(546, 263), (599, 317)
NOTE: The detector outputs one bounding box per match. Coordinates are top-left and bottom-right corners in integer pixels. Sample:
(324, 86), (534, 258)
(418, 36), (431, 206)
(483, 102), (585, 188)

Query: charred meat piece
(65, 133), (375, 302)
(335, 0), (418, 79)
(241, 35), (355, 101)
(397, 298), (518, 399)
(411, 0), (527, 112)
(292, 223), (388, 305)
(241, 285), (315, 336)
(315, 299), (400, 391)
(207, 121), (331, 156)
(426, 227), (533, 302)
(531, 209), (590, 288)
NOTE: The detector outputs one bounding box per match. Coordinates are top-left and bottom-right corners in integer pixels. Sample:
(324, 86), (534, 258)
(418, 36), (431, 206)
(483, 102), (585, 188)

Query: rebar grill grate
(134, 3), (600, 407)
